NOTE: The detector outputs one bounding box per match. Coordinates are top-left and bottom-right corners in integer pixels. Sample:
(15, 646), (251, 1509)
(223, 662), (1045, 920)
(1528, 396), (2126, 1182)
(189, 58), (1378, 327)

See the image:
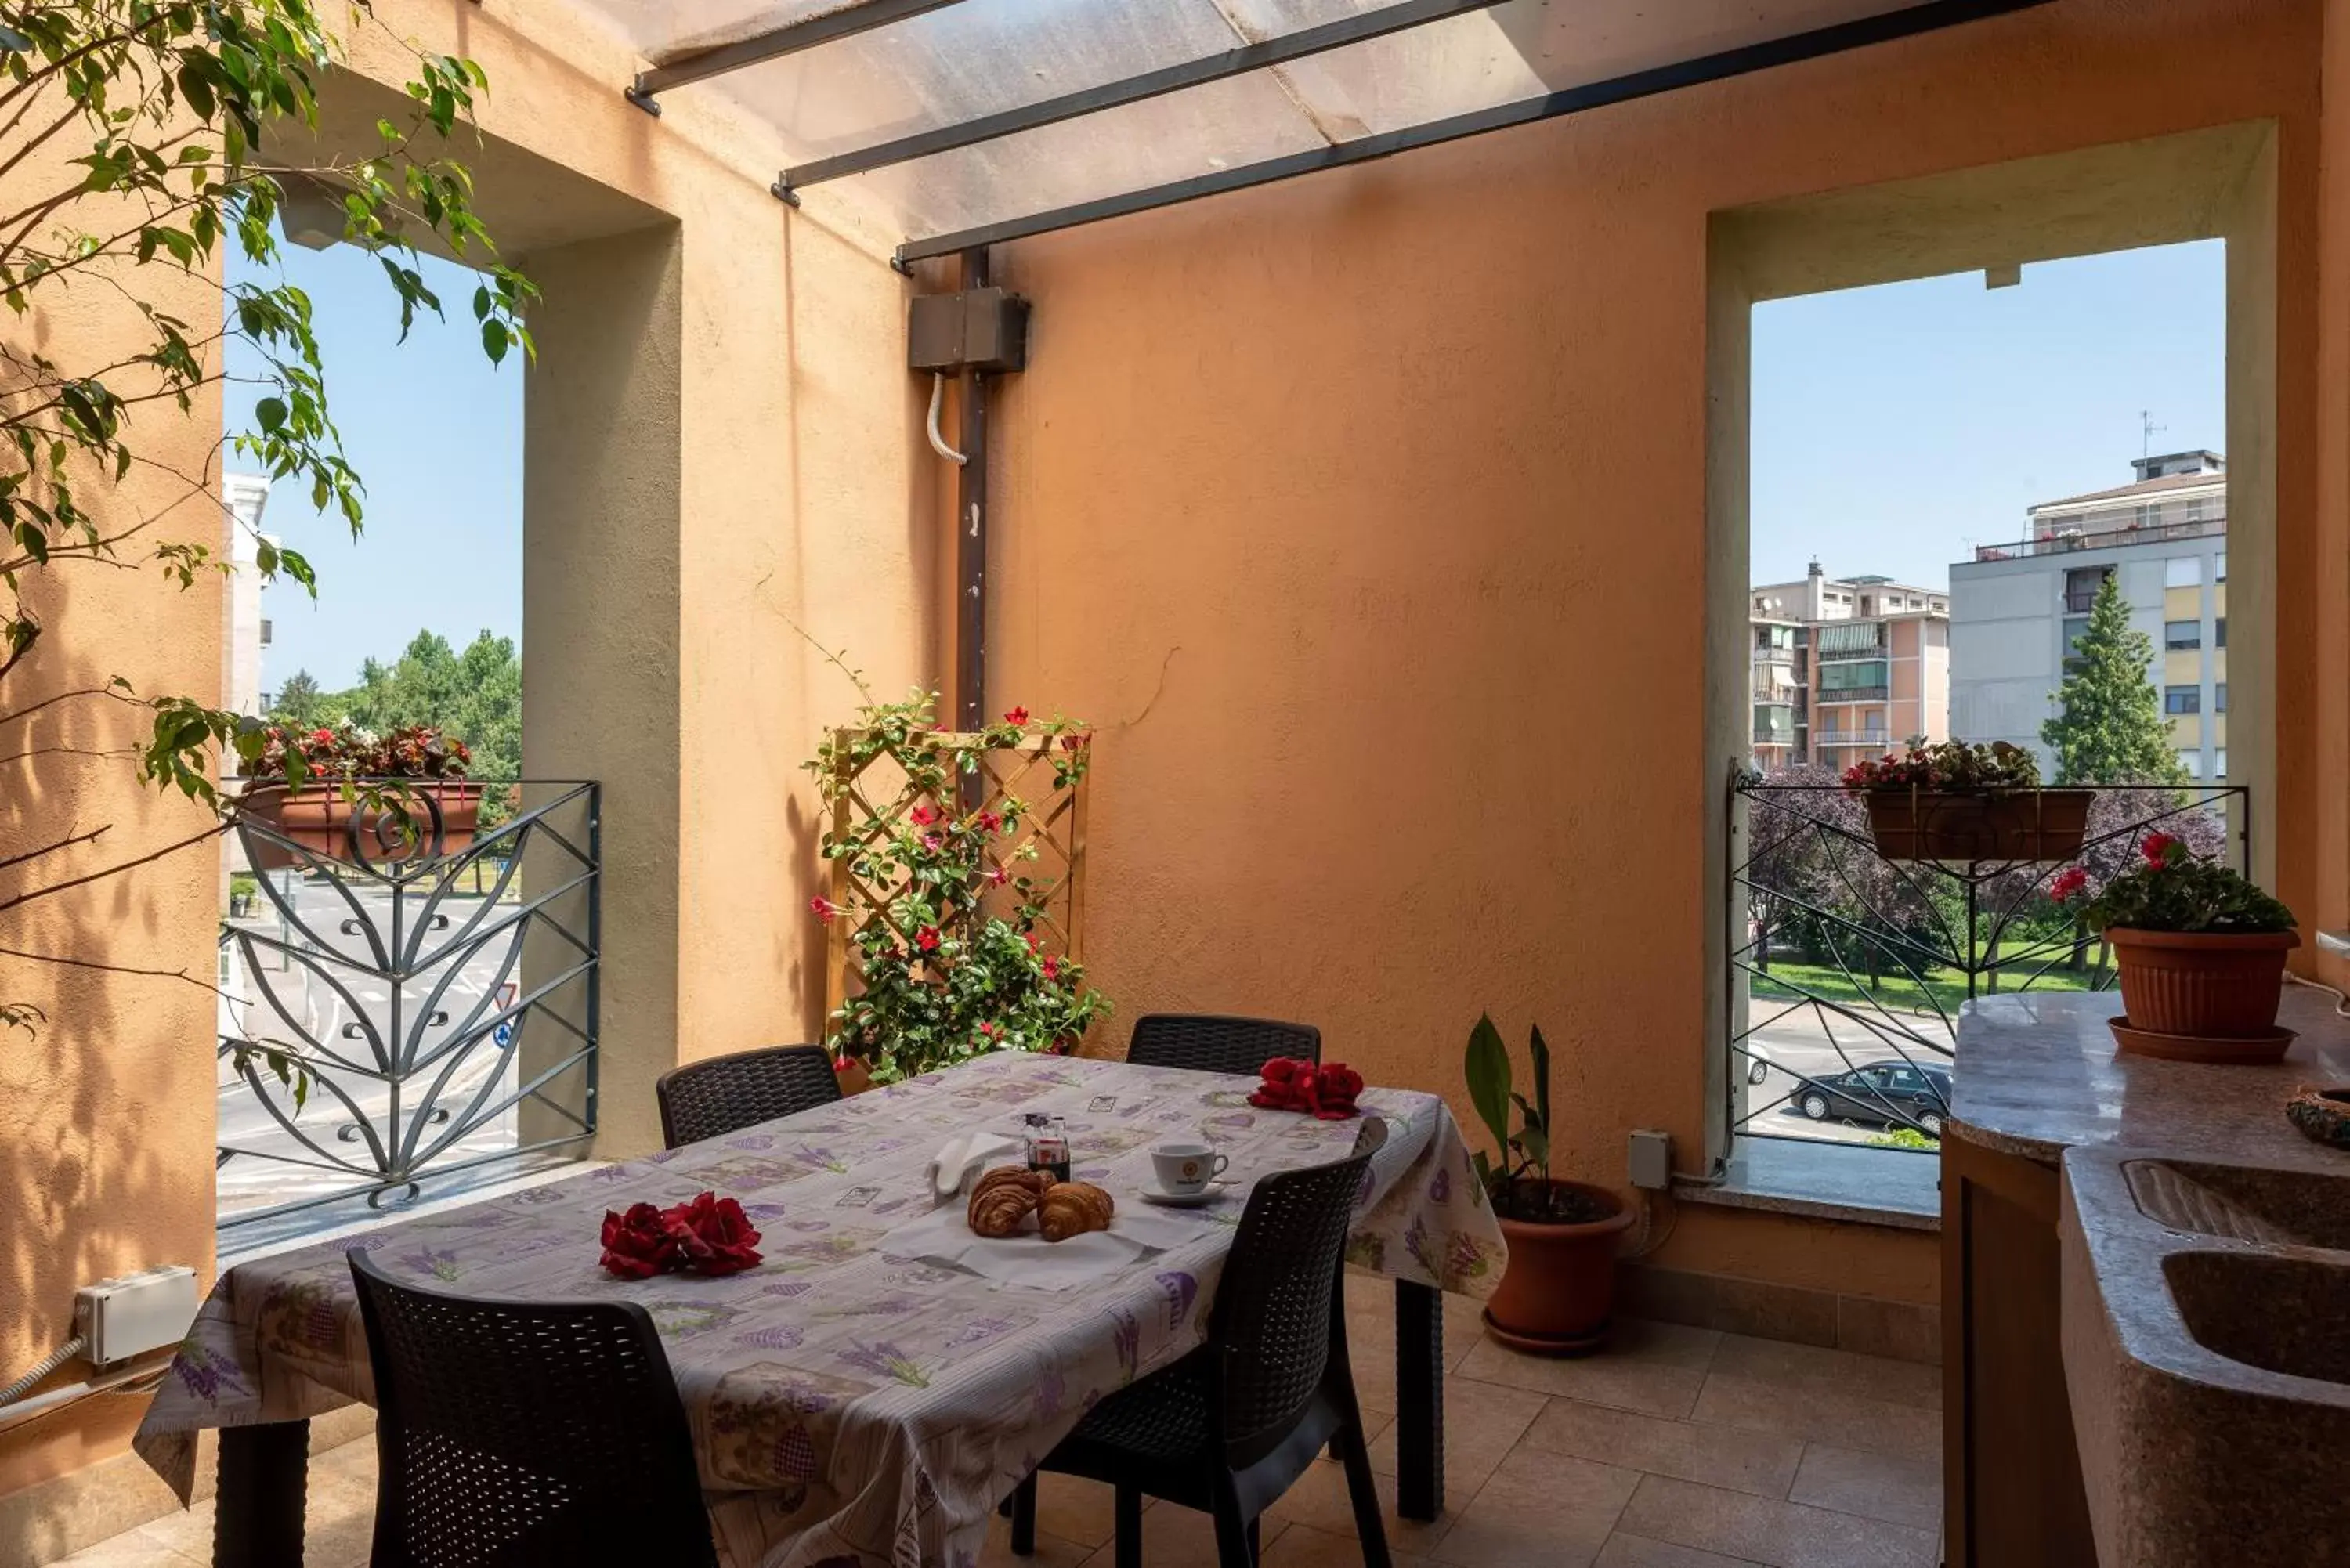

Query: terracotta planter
(2108, 926), (2298, 1039)
(1482, 1179), (1634, 1356)
(1861, 787), (2092, 862)
(240, 779), (485, 869)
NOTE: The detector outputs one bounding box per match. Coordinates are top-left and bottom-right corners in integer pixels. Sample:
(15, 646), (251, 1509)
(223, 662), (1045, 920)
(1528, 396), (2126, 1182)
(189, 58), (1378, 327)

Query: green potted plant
(235, 721), (483, 869)
(1842, 740), (2092, 862)
(1465, 1015), (1632, 1355)
(2055, 833), (2299, 1061)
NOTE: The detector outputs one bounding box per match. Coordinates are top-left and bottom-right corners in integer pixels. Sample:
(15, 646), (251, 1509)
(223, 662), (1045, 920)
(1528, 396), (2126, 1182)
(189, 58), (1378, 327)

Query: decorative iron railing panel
(1726, 772), (2247, 1154)
(217, 779), (599, 1233)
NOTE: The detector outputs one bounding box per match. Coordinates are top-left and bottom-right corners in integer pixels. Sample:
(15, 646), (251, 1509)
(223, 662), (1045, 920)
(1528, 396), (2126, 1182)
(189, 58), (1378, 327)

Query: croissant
(968, 1166), (1050, 1237)
(1037, 1181), (1115, 1242)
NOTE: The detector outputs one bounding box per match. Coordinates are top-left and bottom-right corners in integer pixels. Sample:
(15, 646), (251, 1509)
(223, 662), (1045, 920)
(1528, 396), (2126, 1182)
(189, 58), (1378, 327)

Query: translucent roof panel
(576, 0), (2013, 250)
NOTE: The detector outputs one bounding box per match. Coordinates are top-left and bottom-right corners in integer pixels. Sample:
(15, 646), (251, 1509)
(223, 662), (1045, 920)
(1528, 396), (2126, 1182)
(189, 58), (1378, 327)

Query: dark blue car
(1786, 1059), (1953, 1136)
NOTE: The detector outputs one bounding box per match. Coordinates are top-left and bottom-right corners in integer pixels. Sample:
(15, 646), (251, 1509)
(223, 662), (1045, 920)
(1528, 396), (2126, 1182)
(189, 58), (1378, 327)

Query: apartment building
(1749, 562), (1950, 770)
(1948, 451), (2228, 781)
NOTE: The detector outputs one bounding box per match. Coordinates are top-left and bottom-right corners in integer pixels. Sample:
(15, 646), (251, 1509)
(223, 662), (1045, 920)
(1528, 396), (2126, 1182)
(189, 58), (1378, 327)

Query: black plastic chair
(346, 1249), (718, 1568)
(655, 1042), (842, 1148)
(1126, 1014), (1321, 1078)
(1010, 1118), (1390, 1568)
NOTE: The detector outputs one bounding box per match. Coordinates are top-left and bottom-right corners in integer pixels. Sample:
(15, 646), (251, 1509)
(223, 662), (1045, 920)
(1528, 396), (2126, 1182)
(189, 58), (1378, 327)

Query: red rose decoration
(663, 1192), (764, 1277)
(598, 1191), (763, 1279)
(599, 1202), (677, 1280)
(1313, 1063), (1364, 1121)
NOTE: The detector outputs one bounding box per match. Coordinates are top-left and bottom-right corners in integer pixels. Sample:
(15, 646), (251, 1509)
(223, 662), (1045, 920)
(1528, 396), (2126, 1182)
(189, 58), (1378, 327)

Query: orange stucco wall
(975, 0), (2334, 1295)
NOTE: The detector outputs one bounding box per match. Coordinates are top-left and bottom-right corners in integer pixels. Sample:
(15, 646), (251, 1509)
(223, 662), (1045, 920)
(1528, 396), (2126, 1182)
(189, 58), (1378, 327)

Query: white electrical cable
(2286, 970), (2350, 1017)
(0, 1335), (86, 1409)
(925, 372), (968, 465)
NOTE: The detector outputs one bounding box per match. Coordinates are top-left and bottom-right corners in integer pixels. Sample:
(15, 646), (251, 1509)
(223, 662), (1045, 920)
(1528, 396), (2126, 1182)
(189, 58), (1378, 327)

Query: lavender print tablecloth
(137, 1051), (1505, 1568)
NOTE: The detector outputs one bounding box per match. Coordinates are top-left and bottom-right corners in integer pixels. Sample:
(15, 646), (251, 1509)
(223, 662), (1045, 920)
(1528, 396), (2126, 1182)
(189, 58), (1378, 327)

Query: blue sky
(225, 234), (2221, 690)
(226, 238), (524, 693)
(1752, 239), (2225, 591)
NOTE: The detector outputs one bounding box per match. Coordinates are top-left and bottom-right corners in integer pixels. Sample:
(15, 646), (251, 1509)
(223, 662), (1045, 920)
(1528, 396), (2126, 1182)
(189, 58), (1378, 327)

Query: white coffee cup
(1152, 1143), (1230, 1195)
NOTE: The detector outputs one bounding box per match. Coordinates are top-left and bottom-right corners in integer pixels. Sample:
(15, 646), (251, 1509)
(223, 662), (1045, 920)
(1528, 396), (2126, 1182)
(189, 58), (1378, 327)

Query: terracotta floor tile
(1025, 1472), (1132, 1549)
(1261, 1519), (1434, 1567)
(56, 1533), (206, 1568)
(1455, 1321), (1720, 1420)
(1427, 1446), (1641, 1568)
(1073, 1500), (1288, 1568)
(1366, 1377), (1546, 1496)
(1687, 1372), (1941, 1465)
(1520, 1397), (1802, 1498)
(128, 1498), (215, 1561)
(1708, 1335), (1943, 1412)
(1264, 1456), (1453, 1559)
(1615, 1474), (1938, 1568)
(1343, 1280), (1486, 1414)
(1786, 1444), (1942, 1532)
(978, 1516), (1093, 1567)
(1595, 1533), (1770, 1567)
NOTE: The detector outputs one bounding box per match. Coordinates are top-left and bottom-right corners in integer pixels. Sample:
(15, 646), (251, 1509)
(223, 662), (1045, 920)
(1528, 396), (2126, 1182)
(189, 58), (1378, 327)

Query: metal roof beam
(628, 0), (971, 111)
(780, 0), (1514, 196)
(894, 0), (2052, 266)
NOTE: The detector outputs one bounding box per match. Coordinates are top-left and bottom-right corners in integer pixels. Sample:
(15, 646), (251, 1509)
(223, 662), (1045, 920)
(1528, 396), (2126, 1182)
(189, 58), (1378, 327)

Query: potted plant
(1842, 740), (2092, 862)
(2055, 833), (2299, 1061)
(235, 721), (483, 869)
(1465, 1014), (1632, 1355)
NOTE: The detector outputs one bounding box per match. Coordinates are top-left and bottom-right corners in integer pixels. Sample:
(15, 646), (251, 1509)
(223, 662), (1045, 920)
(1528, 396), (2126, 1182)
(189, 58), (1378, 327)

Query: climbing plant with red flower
(805, 683), (1108, 1083)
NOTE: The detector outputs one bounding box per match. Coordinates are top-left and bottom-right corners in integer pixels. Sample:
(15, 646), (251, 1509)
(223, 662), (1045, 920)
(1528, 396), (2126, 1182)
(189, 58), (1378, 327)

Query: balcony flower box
(1860, 787), (2093, 862)
(1843, 741), (2090, 862)
(240, 778), (486, 869)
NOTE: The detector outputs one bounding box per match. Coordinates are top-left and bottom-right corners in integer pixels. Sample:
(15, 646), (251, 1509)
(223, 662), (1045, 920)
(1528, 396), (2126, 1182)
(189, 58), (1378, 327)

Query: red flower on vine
(916, 926), (942, 952)
(978, 810), (1002, 833)
(1003, 706), (1030, 727)
(810, 896), (841, 923)
(2048, 866), (2089, 902)
(910, 804), (939, 827)
(921, 834), (943, 852)
(987, 865), (1010, 887)
(1043, 955), (1061, 981)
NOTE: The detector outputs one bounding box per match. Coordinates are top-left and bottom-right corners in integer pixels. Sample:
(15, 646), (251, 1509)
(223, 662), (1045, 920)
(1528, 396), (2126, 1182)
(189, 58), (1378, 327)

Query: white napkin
(925, 1130), (1025, 1202)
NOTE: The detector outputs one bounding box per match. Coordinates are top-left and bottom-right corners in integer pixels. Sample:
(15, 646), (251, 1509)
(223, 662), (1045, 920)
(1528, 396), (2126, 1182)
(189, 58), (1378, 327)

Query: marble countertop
(1948, 985), (2350, 1166)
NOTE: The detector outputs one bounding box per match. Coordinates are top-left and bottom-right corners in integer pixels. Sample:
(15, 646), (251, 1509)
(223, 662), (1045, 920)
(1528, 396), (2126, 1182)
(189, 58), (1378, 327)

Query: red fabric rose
(1249, 1057), (1313, 1111)
(599, 1202), (677, 1279)
(1313, 1063), (1364, 1121)
(661, 1192), (763, 1277)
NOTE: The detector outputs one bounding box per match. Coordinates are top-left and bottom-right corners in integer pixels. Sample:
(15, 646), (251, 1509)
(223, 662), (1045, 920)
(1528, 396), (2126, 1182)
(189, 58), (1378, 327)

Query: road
(1735, 993), (1954, 1147)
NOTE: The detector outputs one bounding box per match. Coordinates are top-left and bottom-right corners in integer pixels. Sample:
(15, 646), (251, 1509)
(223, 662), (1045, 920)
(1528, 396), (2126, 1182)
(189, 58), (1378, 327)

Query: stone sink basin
(2060, 1149), (2350, 1566)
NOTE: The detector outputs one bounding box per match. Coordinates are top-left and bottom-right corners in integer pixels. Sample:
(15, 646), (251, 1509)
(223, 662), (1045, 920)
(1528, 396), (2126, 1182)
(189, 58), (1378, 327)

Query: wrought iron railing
(217, 779), (600, 1232)
(1726, 771), (2248, 1154)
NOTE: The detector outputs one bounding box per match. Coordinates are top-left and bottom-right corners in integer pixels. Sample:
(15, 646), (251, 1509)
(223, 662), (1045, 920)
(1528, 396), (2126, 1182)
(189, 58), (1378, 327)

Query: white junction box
(78, 1266), (198, 1366)
(1628, 1129), (1674, 1191)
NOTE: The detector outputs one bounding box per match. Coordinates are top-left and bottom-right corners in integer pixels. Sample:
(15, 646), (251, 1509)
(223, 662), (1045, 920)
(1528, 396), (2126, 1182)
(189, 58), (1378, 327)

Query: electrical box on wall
(1628, 1129), (1674, 1191)
(78, 1265), (197, 1366)
(909, 286), (1029, 374)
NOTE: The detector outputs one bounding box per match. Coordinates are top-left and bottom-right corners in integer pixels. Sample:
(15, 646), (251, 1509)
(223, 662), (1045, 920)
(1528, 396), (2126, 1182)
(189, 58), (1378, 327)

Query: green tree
(2041, 573), (2187, 786)
(266, 668), (328, 729)
(0, 4), (531, 1034)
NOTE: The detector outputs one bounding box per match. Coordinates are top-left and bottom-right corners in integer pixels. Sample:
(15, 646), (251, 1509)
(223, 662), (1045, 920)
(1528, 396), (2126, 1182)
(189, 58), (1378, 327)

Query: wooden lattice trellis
(823, 729), (1090, 1016)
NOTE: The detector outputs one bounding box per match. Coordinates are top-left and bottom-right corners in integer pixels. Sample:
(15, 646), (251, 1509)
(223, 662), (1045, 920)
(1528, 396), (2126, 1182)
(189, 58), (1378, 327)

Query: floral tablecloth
(138, 1051), (1505, 1568)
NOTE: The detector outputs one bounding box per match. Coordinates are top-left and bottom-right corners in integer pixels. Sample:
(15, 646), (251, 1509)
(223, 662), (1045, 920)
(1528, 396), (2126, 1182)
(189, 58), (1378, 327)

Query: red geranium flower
(916, 926), (942, 952)
(1003, 706), (1030, 727)
(2048, 866), (2089, 902)
(2141, 832), (2182, 868)
(598, 1202), (677, 1280)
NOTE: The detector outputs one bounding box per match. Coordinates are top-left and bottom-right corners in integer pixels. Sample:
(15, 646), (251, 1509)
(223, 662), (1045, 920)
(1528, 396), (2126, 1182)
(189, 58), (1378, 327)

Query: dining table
(138, 1050), (1509, 1567)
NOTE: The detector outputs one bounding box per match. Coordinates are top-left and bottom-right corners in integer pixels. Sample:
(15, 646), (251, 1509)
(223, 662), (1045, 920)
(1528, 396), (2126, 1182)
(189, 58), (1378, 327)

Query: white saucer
(1139, 1184), (1223, 1208)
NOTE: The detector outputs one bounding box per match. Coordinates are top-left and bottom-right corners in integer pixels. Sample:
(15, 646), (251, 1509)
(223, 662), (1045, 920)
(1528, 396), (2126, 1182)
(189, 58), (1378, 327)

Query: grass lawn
(1750, 940), (2113, 1017)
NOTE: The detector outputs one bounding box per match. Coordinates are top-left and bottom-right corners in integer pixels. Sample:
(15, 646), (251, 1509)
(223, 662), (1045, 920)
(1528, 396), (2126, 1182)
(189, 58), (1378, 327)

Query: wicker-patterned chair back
(347, 1249), (717, 1567)
(655, 1043), (841, 1148)
(1127, 1013), (1321, 1078)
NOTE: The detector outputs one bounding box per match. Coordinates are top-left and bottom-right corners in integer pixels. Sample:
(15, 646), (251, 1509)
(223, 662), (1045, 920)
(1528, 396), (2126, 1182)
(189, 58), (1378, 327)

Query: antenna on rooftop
(2140, 410), (2166, 460)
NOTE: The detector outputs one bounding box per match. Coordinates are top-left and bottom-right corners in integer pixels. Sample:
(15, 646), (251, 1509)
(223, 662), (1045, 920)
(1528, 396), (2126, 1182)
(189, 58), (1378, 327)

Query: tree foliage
(0, 2), (529, 1031)
(267, 627), (519, 816)
(2041, 573), (2186, 786)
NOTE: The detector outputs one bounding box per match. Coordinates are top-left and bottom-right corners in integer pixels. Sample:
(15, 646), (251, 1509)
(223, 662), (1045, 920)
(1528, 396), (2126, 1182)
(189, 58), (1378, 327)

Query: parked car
(1784, 1058), (1952, 1136)
(1743, 1042), (1775, 1086)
